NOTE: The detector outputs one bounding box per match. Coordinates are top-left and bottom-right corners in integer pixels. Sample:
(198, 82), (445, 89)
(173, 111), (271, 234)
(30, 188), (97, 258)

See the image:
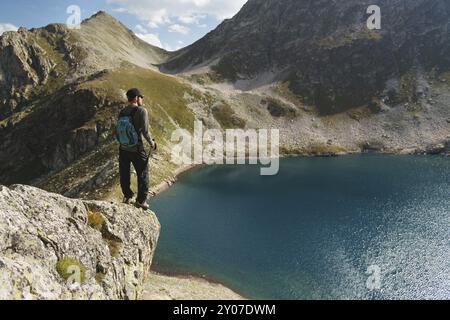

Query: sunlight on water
(151, 155), (450, 300)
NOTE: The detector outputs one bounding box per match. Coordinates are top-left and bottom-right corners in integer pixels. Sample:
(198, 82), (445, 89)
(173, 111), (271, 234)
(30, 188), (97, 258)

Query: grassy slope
(37, 65), (206, 200)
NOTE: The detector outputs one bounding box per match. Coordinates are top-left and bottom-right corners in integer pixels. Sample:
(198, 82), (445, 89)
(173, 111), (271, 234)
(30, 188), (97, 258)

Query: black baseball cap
(126, 88), (144, 100)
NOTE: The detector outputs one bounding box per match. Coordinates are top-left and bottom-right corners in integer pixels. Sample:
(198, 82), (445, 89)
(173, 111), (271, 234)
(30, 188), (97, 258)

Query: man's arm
(136, 108), (156, 149)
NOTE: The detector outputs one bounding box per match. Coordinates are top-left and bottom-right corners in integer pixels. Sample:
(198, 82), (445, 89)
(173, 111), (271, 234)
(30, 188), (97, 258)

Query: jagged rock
(0, 30), (55, 118)
(361, 141), (385, 153)
(0, 87), (117, 185)
(426, 143), (446, 155)
(0, 184), (160, 300)
(445, 141), (450, 155)
(368, 100), (383, 114)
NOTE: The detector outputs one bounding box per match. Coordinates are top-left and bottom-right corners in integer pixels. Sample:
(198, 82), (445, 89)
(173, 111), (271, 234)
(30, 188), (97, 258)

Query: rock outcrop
(0, 28), (55, 118)
(0, 86), (118, 186)
(0, 184), (160, 300)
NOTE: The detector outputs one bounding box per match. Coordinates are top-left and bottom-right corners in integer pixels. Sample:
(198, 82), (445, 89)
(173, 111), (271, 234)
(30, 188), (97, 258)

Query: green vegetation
(28, 30), (70, 96)
(399, 73), (418, 103)
(262, 97), (298, 119)
(318, 29), (382, 49)
(275, 82), (309, 110)
(26, 60), (233, 202)
(306, 143), (348, 156)
(438, 71), (450, 85)
(88, 210), (105, 231)
(360, 28), (382, 41)
(95, 271), (106, 284)
(281, 144), (348, 156)
(37, 65), (210, 200)
(38, 140), (118, 198)
(87, 207), (122, 258)
(83, 206), (122, 258)
(211, 55), (240, 82)
(80, 65), (196, 135)
(283, 73), (319, 110)
(212, 102), (246, 129)
(106, 239), (122, 258)
(387, 72), (422, 112)
(188, 71), (222, 85)
(359, 140), (385, 152)
(368, 98), (383, 114)
(0, 106), (34, 127)
(56, 258), (87, 283)
(65, 33), (89, 61)
(317, 36), (343, 49)
(347, 106), (372, 121)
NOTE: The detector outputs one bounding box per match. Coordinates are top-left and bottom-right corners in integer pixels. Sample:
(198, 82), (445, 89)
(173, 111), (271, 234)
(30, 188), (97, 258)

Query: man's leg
(132, 151), (149, 205)
(119, 149), (134, 199)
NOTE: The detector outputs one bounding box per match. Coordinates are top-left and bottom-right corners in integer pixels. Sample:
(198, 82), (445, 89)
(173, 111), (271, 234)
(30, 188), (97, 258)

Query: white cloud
(0, 23), (18, 35)
(107, 0), (247, 28)
(163, 42), (182, 52)
(168, 24), (190, 35)
(136, 32), (163, 48)
(178, 13), (206, 25)
(112, 7), (127, 13)
(136, 32), (182, 51)
(135, 24), (148, 33)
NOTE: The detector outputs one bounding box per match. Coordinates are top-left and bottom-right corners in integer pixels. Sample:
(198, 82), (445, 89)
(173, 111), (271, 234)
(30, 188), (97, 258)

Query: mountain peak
(82, 10), (119, 25)
(91, 10), (112, 18)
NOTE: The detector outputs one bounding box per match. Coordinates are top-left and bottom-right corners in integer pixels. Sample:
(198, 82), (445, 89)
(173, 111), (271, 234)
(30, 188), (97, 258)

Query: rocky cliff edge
(0, 184), (160, 300)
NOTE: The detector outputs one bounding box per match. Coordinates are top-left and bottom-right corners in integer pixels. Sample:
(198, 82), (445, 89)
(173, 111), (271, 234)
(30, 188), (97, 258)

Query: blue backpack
(116, 108), (139, 148)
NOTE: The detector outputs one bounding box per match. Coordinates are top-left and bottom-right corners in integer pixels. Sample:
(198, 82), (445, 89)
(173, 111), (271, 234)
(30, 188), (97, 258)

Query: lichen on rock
(0, 184), (160, 300)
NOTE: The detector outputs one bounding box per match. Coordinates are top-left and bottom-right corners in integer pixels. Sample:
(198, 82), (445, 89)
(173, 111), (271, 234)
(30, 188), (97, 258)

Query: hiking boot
(135, 201), (149, 211)
(123, 196), (134, 205)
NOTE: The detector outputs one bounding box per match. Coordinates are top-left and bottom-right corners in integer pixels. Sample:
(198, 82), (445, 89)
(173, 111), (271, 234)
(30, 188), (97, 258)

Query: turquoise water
(151, 155), (450, 300)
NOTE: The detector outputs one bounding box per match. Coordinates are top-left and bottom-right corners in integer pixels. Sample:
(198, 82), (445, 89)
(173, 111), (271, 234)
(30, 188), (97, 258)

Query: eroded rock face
(0, 29), (56, 118)
(163, 0), (450, 114)
(0, 87), (119, 185)
(0, 184), (160, 300)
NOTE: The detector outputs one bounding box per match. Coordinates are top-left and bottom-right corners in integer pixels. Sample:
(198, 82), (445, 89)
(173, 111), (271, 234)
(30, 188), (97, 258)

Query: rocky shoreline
(144, 272), (245, 300)
(146, 163), (248, 300)
(149, 146), (450, 198)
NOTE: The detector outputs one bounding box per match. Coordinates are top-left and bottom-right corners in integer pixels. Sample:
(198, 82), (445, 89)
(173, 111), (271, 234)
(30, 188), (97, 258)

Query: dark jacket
(119, 105), (155, 153)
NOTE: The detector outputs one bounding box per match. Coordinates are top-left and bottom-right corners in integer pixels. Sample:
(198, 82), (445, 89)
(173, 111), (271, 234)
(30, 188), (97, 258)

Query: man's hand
(152, 139), (157, 151)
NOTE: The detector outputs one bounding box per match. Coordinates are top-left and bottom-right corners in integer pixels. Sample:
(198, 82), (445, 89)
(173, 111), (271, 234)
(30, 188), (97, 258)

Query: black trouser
(119, 149), (149, 204)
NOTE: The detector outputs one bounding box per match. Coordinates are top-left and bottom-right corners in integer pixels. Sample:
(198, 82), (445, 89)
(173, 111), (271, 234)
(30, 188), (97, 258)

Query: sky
(0, 0), (247, 51)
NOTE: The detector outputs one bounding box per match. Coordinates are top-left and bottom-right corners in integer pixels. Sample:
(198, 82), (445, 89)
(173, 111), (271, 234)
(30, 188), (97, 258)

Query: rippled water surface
(151, 155), (450, 299)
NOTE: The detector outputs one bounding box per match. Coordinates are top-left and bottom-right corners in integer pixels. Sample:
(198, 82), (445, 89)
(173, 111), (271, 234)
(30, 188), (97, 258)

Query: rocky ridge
(0, 11), (168, 120)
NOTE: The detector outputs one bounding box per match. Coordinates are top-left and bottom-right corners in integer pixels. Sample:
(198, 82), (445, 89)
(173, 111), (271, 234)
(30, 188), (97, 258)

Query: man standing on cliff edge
(115, 88), (157, 210)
